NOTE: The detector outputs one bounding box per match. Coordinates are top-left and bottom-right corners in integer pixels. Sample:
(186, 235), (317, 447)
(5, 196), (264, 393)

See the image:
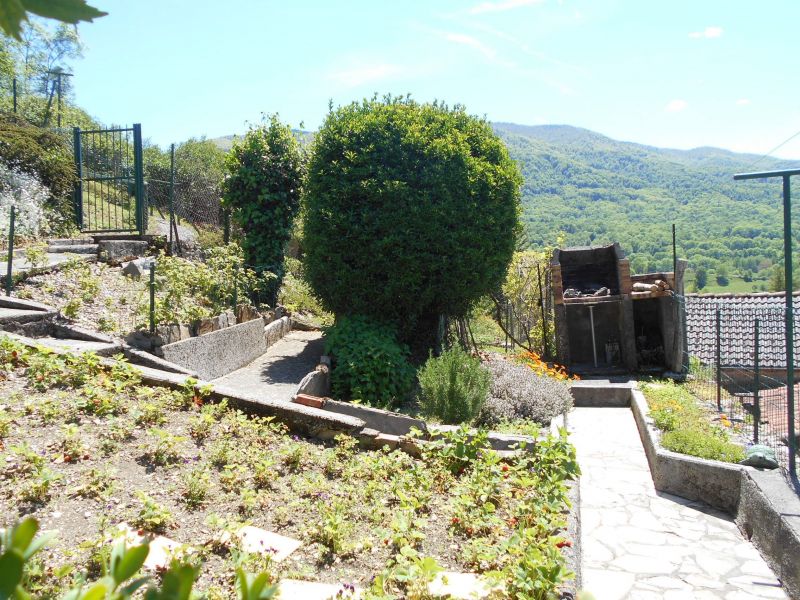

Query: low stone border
(581, 381), (800, 598)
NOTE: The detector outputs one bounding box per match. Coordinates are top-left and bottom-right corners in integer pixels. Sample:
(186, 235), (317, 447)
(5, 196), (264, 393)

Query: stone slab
(161, 317), (267, 380)
(98, 240), (148, 264)
(428, 572), (498, 598)
(276, 580), (361, 600)
(236, 525), (301, 561)
(0, 296), (54, 312)
(123, 347), (199, 377)
(323, 398), (428, 436)
(295, 366), (330, 397)
(0, 307), (55, 324)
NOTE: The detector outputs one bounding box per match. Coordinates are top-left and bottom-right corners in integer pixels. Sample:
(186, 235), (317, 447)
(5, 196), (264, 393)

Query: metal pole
(537, 263), (548, 358)
(672, 223), (677, 284)
(754, 318), (760, 444)
(149, 263), (156, 334)
(588, 304), (598, 368)
(5, 207), (14, 296)
(73, 127), (83, 229)
(133, 124), (145, 235)
(169, 143), (175, 252)
(12, 78), (16, 114)
(783, 174), (796, 474)
(56, 74), (62, 128)
(716, 308), (722, 411)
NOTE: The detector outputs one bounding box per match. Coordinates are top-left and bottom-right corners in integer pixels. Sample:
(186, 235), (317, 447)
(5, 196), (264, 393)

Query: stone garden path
(211, 330), (324, 402)
(570, 407), (787, 600)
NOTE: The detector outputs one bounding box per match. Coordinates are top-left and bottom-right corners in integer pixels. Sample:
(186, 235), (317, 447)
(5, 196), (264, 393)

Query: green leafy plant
(132, 492), (173, 533)
(181, 467), (210, 509)
(303, 95), (522, 348)
(324, 315), (415, 408)
(23, 242), (48, 269)
(223, 114), (305, 304)
(417, 346), (491, 424)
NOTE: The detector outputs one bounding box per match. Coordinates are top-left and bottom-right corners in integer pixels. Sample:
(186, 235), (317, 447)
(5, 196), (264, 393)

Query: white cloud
(443, 32), (497, 59)
(736, 98), (751, 106)
(689, 26), (723, 39)
(665, 99), (688, 112)
(469, 0), (544, 15)
(326, 63), (404, 87)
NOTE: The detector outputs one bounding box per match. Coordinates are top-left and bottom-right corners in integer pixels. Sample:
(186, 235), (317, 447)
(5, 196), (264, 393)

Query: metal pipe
(783, 174), (796, 474)
(588, 304), (598, 368)
(754, 318), (760, 444)
(5, 206), (15, 296)
(149, 262), (156, 334)
(716, 308), (722, 411)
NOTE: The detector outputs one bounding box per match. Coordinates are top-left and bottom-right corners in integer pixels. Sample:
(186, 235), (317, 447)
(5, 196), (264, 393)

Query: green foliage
(277, 257), (332, 325)
(139, 245), (268, 328)
(417, 346), (490, 424)
(0, 1), (106, 40)
(0, 112), (77, 231)
(223, 114), (305, 303)
(303, 96), (522, 347)
(324, 315), (415, 409)
(694, 267), (707, 291)
(643, 381), (746, 463)
(0, 517), (277, 600)
(497, 123), (800, 289)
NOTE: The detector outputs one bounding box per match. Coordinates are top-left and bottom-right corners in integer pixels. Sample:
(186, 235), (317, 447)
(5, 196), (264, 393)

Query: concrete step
(46, 238), (93, 246)
(31, 337), (122, 356)
(0, 307), (56, 325)
(47, 244), (98, 254)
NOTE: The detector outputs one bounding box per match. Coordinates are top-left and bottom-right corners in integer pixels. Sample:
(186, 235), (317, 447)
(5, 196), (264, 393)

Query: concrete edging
(625, 384), (800, 598)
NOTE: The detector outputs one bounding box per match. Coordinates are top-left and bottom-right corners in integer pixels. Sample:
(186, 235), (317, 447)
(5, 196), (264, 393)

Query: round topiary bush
(324, 315), (415, 409)
(303, 96), (521, 348)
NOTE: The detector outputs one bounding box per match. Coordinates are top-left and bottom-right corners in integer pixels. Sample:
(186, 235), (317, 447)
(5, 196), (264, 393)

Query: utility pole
(46, 69), (73, 127)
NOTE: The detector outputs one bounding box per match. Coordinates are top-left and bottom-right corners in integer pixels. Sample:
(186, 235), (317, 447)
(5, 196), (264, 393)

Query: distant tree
(694, 267), (707, 291)
(223, 114), (305, 303)
(715, 265), (729, 287)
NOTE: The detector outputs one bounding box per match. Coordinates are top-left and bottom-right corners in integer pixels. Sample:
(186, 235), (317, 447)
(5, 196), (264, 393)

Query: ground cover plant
(642, 380), (746, 463)
(0, 337), (579, 598)
(478, 355), (574, 428)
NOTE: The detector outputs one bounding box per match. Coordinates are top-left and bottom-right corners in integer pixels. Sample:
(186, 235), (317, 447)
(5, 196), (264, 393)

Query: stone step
(0, 307), (56, 325)
(34, 337), (122, 357)
(46, 238), (94, 246)
(47, 244), (98, 254)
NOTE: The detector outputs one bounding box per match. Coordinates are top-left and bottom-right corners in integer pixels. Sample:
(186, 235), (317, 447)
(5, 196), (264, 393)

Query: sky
(69, 0), (800, 160)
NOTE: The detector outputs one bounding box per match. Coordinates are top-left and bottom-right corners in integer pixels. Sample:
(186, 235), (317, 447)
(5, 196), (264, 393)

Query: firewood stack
(631, 279), (671, 297)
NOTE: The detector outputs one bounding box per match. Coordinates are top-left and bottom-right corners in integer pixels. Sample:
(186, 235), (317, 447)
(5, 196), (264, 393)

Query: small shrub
(478, 358), (573, 427)
(643, 381), (746, 463)
(417, 346), (490, 424)
(661, 428), (745, 463)
(132, 491), (173, 533)
(324, 315), (414, 409)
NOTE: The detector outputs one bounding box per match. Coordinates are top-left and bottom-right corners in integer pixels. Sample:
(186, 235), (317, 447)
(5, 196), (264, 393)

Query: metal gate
(72, 124), (145, 234)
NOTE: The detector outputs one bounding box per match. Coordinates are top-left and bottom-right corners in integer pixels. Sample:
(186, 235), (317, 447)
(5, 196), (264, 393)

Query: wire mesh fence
(144, 143), (226, 252)
(682, 293), (799, 474)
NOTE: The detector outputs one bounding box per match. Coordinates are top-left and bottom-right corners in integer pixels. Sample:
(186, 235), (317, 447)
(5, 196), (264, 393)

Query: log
(632, 282), (658, 292)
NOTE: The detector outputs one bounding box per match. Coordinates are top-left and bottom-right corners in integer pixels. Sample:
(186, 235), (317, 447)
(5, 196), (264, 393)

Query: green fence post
(12, 78), (17, 114)
(133, 124), (145, 235)
(5, 206), (15, 296)
(149, 262), (156, 334)
(716, 308), (722, 411)
(754, 318), (760, 444)
(73, 127), (83, 230)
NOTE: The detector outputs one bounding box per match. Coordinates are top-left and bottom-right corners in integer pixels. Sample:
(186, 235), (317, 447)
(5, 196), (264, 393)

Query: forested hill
(493, 122), (800, 282)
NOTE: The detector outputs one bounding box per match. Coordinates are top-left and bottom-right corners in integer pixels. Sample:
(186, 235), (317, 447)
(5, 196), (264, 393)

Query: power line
(746, 127), (800, 171)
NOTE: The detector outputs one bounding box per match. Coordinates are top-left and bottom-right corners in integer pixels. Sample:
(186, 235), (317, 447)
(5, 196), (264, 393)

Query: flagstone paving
(570, 407), (787, 599)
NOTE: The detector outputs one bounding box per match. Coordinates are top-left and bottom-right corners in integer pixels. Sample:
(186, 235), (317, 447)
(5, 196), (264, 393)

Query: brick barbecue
(551, 243), (687, 373)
